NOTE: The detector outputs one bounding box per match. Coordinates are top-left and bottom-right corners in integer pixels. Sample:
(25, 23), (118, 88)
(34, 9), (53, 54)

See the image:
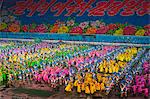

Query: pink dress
(96, 51), (100, 57)
(137, 84), (144, 93)
(143, 88), (149, 97)
(43, 74), (49, 82)
(63, 68), (69, 75)
(37, 74), (42, 82)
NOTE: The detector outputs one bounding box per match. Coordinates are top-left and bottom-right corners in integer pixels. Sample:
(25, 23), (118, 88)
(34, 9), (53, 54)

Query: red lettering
(107, 1), (123, 16)
(8, 0), (150, 17)
(8, 0), (33, 15)
(27, 0), (45, 16)
(120, 0), (144, 16)
(51, 0), (73, 16)
(77, 0), (95, 16)
(65, 0), (85, 16)
(37, 0), (56, 16)
(65, 4), (78, 16)
(136, 1), (150, 16)
(88, 0), (114, 16)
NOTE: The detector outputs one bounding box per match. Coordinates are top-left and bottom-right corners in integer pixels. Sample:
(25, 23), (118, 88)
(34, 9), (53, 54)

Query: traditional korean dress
(90, 83), (94, 94)
(85, 85), (90, 94)
(74, 80), (78, 87)
(0, 69), (3, 82)
(100, 65), (104, 72)
(81, 83), (85, 91)
(100, 82), (105, 91)
(77, 83), (81, 93)
(105, 67), (108, 73)
(109, 67), (113, 73)
(65, 82), (73, 92)
(96, 82), (101, 90)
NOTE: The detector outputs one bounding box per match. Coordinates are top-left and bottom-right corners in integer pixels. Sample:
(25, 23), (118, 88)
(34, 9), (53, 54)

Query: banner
(0, 0), (150, 36)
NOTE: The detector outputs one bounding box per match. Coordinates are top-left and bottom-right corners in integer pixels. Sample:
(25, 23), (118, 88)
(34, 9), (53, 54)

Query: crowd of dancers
(0, 40), (149, 98)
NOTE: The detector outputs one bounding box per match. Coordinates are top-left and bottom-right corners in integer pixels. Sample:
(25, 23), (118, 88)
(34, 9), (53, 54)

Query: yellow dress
(99, 63), (103, 68)
(133, 48), (137, 54)
(105, 67), (108, 73)
(100, 66), (104, 72)
(77, 74), (82, 80)
(81, 83), (85, 91)
(65, 82), (73, 92)
(116, 55), (119, 60)
(127, 56), (131, 62)
(13, 55), (17, 62)
(85, 86), (90, 94)
(109, 67), (112, 73)
(87, 77), (92, 82)
(115, 62), (119, 68)
(115, 66), (119, 73)
(9, 57), (12, 63)
(90, 85), (94, 94)
(120, 55), (124, 61)
(122, 62), (127, 67)
(65, 82), (72, 92)
(93, 84), (96, 92)
(97, 76), (102, 82)
(77, 83), (81, 93)
(112, 66), (116, 73)
(26, 55), (29, 60)
(74, 80), (78, 86)
(105, 77), (108, 83)
(96, 83), (101, 90)
(102, 77), (106, 83)
(88, 73), (92, 78)
(103, 60), (107, 66)
(100, 83), (105, 91)
(111, 60), (115, 65)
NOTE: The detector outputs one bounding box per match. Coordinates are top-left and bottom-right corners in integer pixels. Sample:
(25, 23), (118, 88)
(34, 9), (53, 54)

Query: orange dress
(96, 83), (101, 90)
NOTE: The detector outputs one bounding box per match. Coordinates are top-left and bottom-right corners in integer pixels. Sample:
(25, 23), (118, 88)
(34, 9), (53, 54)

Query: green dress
(31, 61), (36, 67)
(0, 70), (3, 82)
(2, 73), (7, 81)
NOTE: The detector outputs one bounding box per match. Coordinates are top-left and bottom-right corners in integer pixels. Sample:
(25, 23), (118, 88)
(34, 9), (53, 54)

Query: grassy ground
(12, 88), (52, 98)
